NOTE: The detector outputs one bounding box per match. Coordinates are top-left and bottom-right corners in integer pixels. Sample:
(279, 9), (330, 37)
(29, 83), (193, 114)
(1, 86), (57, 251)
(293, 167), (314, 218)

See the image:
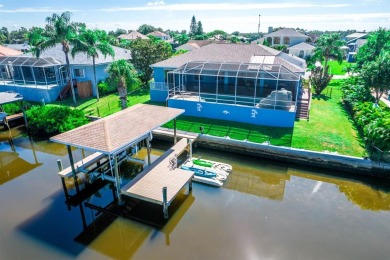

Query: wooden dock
(58, 152), (106, 177)
(121, 138), (194, 218)
(1, 113), (24, 129)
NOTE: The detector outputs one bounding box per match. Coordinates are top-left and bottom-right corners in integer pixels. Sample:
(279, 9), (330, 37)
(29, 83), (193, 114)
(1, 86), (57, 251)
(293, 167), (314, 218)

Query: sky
(0, 0), (389, 33)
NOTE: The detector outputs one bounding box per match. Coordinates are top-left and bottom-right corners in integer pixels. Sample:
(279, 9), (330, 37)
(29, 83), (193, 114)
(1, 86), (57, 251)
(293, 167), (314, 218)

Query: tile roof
(22, 43), (131, 65)
(118, 31), (149, 40)
(148, 31), (169, 37)
(50, 104), (184, 155)
(152, 43), (305, 73)
(264, 28), (308, 38)
(0, 45), (23, 56)
(3, 43), (30, 52)
(288, 42), (315, 50)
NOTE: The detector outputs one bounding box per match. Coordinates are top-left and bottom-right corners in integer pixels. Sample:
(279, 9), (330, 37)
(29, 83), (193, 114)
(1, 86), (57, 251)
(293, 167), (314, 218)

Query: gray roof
(3, 44), (30, 52)
(23, 44), (131, 66)
(118, 31), (149, 40)
(346, 33), (367, 39)
(288, 42), (315, 50)
(152, 43), (305, 73)
(264, 28), (308, 38)
(0, 91), (23, 105)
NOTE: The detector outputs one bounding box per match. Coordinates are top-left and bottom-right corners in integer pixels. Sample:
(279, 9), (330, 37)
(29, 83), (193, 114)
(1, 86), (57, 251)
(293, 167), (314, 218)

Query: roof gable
(288, 42), (315, 50)
(265, 28), (308, 38)
(152, 43), (305, 73)
(0, 45), (23, 56)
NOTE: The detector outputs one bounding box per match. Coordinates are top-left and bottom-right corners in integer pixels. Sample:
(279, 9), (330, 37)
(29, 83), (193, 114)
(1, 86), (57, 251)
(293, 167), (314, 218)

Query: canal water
(1, 126), (390, 260)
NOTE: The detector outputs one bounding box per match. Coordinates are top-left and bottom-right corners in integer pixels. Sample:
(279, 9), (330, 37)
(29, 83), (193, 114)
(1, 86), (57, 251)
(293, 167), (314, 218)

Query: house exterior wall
(0, 84), (63, 103)
(288, 48), (314, 58)
(289, 37), (308, 47)
(71, 64), (108, 96)
(168, 99), (296, 127)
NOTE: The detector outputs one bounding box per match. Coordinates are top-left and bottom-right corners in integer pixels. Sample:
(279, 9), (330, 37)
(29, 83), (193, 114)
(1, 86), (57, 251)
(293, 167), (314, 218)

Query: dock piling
(163, 187), (168, 219)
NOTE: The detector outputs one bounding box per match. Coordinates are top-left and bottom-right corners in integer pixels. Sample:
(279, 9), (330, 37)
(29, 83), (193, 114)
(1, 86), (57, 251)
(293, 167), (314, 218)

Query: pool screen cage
(167, 61), (301, 111)
(0, 56), (67, 88)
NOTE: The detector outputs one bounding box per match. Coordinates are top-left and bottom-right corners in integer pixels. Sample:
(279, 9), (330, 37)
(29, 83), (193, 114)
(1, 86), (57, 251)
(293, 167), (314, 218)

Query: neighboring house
(288, 42), (315, 58)
(147, 31), (170, 41)
(4, 43), (30, 53)
(0, 45), (23, 56)
(0, 44), (131, 102)
(175, 40), (213, 52)
(252, 28), (309, 47)
(117, 31), (149, 41)
(150, 43), (306, 128)
(345, 32), (367, 62)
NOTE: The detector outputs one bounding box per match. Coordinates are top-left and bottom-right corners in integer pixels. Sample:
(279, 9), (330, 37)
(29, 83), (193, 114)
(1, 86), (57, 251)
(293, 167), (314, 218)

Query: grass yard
(163, 116), (293, 146)
(325, 60), (350, 75)
(292, 80), (366, 157)
(51, 87), (151, 117)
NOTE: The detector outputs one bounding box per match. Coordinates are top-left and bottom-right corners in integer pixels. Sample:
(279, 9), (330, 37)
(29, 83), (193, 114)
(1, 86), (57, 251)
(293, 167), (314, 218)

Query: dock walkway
(121, 138), (194, 218)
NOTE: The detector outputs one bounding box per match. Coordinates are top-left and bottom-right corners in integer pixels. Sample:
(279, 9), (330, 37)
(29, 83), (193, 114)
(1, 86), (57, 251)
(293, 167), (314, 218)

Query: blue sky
(0, 0), (389, 33)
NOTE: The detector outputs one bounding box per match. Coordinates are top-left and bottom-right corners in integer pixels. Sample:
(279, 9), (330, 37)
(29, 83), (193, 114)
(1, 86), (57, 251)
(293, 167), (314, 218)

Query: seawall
(152, 129), (390, 178)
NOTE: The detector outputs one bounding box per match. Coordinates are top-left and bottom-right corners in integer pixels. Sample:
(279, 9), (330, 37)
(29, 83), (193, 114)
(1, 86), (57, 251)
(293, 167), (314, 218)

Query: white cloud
(147, 1), (166, 6)
(0, 7), (80, 13)
(103, 2), (351, 12)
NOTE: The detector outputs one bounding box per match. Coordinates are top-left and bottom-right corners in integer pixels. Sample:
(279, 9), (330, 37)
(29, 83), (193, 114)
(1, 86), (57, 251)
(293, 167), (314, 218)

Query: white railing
(150, 82), (170, 91)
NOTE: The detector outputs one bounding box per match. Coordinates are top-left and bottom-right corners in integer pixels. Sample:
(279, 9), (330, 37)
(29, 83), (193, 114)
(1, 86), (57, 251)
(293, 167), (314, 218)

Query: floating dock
(121, 138), (194, 218)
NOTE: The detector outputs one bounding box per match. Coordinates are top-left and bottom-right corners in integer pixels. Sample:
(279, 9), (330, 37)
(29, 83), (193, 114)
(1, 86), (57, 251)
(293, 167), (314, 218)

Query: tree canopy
(314, 33), (344, 69)
(137, 24), (157, 35)
(190, 15), (197, 36)
(130, 38), (173, 83)
(355, 28), (390, 68)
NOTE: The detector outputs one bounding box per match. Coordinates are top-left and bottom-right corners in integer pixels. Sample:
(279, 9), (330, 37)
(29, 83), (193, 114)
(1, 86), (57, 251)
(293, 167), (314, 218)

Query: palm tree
(29, 11), (78, 104)
(106, 59), (140, 110)
(314, 33), (345, 70)
(72, 28), (115, 101)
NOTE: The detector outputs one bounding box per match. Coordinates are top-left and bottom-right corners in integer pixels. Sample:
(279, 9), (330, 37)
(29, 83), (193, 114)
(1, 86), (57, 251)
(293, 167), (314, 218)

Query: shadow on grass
(312, 94), (330, 101)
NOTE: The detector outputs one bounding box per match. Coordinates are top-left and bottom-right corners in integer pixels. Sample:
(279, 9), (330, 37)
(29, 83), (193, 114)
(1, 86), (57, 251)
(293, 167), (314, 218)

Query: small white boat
(192, 175), (223, 187)
(182, 160), (229, 178)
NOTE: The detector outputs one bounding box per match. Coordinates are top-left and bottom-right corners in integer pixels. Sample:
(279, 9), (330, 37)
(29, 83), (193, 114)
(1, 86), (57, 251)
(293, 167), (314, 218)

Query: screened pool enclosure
(167, 61), (301, 111)
(0, 56), (67, 89)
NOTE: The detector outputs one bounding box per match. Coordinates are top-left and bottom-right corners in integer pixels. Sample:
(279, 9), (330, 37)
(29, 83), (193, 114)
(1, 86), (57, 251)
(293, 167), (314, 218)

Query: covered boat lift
(51, 104), (193, 219)
(0, 91), (28, 129)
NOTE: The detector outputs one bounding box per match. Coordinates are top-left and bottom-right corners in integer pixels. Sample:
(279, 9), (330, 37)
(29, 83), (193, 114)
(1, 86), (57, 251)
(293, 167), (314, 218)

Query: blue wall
(168, 99), (296, 127)
(151, 89), (168, 102)
(72, 64), (108, 96)
(153, 67), (166, 83)
(0, 84), (63, 103)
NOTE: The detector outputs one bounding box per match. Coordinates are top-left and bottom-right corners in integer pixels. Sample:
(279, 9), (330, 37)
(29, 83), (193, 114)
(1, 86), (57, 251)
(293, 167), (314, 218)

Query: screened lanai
(0, 56), (67, 88)
(167, 61), (301, 111)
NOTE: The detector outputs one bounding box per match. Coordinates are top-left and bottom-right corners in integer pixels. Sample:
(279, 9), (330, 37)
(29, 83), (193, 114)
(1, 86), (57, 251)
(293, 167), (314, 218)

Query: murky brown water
(1, 126), (390, 260)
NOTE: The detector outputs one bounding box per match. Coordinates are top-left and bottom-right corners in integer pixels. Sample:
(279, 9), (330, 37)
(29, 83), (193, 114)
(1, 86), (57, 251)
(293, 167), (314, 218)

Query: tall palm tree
(72, 28), (115, 101)
(106, 59), (140, 110)
(29, 11), (78, 104)
(314, 33), (345, 70)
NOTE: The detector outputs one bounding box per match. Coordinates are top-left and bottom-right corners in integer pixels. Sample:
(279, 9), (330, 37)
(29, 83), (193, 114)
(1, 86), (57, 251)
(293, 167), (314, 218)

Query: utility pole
(257, 14), (261, 40)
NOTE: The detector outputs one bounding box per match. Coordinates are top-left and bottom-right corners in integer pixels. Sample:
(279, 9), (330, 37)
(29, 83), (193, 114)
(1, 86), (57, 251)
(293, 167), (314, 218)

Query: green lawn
(163, 116), (293, 146)
(51, 88), (151, 117)
(325, 60), (350, 75)
(292, 80), (366, 157)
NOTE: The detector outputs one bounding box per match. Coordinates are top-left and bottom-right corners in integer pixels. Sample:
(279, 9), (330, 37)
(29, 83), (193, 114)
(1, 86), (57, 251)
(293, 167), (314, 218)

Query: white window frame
(73, 68), (85, 78)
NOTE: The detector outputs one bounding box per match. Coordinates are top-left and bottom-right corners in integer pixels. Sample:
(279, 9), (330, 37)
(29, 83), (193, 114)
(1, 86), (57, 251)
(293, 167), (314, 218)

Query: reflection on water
(1, 127), (390, 259)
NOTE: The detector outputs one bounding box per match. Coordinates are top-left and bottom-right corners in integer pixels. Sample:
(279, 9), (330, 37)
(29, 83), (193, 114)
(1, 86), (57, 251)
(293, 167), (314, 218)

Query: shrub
(341, 77), (390, 151)
(26, 105), (89, 138)
(98, 81), (116, 96)
(2, 103), (22, 114)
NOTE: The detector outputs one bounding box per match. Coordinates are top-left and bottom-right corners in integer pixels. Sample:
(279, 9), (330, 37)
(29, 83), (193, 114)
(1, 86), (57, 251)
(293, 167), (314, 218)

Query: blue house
(344, 33), (367, 62)
(150, 44), (306, 128)
(0, 44), (131, 102)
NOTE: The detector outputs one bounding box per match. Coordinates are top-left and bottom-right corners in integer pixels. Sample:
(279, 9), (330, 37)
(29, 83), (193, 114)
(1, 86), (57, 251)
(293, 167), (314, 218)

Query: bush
(2, 103), (22, 114)
(26, 105), (89, 138)
(98, 81), (116, 96)
(341, 77), (390, 151)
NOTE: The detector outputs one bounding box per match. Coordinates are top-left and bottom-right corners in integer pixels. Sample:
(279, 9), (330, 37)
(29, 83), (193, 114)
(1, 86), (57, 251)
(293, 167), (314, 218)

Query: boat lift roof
(50, 104), (185, 156)
(0, 91), (23, 106)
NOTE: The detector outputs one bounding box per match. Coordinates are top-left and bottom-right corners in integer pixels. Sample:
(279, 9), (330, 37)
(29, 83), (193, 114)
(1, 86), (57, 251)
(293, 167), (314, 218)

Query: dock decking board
(121, 138), (193, 205)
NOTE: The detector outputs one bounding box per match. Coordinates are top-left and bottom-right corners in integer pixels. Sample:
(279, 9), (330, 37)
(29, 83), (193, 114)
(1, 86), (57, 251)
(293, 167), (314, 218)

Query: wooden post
(173, 118), (177, 144)
(163, 187), (168, 219)
(57, 159), (70, 200)
(146, 137), (151, 166)
(113, 155), (122, 202)
(67, 145), (80, 193)
(188, 139), (193, 158)
(21, 101), (28, 129)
